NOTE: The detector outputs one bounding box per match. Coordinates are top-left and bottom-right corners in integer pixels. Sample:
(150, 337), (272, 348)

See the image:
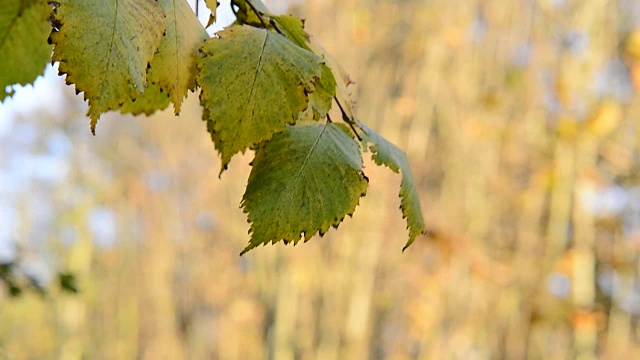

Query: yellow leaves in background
(624, 30), (640, 61)
(585, 100), (622, 138)
(556, 116), (579, 140)
(622, 31), (640, 94)
(555, 101), (622, 140)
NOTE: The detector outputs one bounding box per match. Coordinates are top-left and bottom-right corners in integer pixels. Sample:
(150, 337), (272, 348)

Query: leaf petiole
(334, 96), (362, 141)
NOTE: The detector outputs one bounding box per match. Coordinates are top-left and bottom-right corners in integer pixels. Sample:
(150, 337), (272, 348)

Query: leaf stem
(334, 96), (362, 141)
(269, 18), (286, 36)
(347, 121), (362, 141)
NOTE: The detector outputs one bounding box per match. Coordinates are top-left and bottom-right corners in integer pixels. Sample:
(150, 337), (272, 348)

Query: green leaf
(197, 25), (322, 171)
(271, 15), (336, 120)
(50, 0), (165, 133)
(241, 121), (368, 255)
(122, 0), (208, 115)
(359, 122), (426, 249)
(0, 0), (52, 101)
(270, 15), (309, 49)
(307, 63), (337, 120)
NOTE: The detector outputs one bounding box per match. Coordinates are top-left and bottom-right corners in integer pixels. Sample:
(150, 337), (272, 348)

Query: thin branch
(244, 0), (269, 28)
(333, 96), (362, 141)
(347, 121), (362, 141)
(334, 96), (350, 121)
(269, 18), (286, 36)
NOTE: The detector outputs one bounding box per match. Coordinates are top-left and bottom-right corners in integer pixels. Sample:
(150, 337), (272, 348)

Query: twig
(269, 18), (286, 36)
(347, 121), (362, 141)
(333, 96), (362, 140)
(244, 0), (269, 28)
(334, 96), (349, 121)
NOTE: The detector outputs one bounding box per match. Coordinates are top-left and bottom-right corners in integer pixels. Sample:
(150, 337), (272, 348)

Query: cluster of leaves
(1, 0), (426, 254)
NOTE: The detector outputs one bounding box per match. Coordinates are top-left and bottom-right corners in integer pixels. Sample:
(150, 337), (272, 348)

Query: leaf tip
(90, 118), (97, 135)
(217, 163), (229, 178)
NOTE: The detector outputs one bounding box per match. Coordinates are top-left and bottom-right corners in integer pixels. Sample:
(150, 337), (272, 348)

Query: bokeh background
(3, 0), (640, 358)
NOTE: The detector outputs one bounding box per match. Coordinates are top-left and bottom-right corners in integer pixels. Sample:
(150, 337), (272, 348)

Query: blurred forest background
(3, 0), (640, 358)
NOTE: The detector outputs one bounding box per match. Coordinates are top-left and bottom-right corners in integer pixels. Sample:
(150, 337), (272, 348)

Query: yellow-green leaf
(197, 25), (322, 171)
(241, 121), (368, 255)
(50, 0), (165, 133)
(272, 15), (336, 120)
(204, 0), (218, 28)
(122, 0), (208, 115)
(309, 39), (355, 120)
(271, 15), (309, 50)
(271, 15), (348, 120)
(119, 82), (170, 115)
(359, 122), (426, 249)
(0, 0), (52, 101)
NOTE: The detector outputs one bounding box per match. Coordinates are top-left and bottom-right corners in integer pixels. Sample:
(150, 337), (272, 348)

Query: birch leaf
(197, 25), (322, 171)
(0, 0), (52, 101)
(241, 121), (368, 254)
(272, 15), (336, 120)
(50, 0), (165, 133)
(359, 122), (426, 249)
(122, 0), (208, 115)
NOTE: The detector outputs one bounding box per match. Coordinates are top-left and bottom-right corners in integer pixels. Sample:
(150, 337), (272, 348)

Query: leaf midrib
(97, 0), (121, 105)
(276, 124), (327, 222)
(231, 29), (269, 155)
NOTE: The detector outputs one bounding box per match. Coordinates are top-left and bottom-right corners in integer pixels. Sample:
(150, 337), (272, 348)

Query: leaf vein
(232, 30), (269, 149)
(97, 0), (121, 106)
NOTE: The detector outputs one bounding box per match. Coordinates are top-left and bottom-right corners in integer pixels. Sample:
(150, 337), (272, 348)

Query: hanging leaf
(271, 15), (336, 120)
(0, 0), (52, 101)
(122, 0), (208, 115)
(50, 0), (165, 133)
(359, 122), (426, 249)
(197, 25), (322, 172)
(241, 121), (368, 254)
(204, 0), (219, 28)
(274, 18), (354, 119)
